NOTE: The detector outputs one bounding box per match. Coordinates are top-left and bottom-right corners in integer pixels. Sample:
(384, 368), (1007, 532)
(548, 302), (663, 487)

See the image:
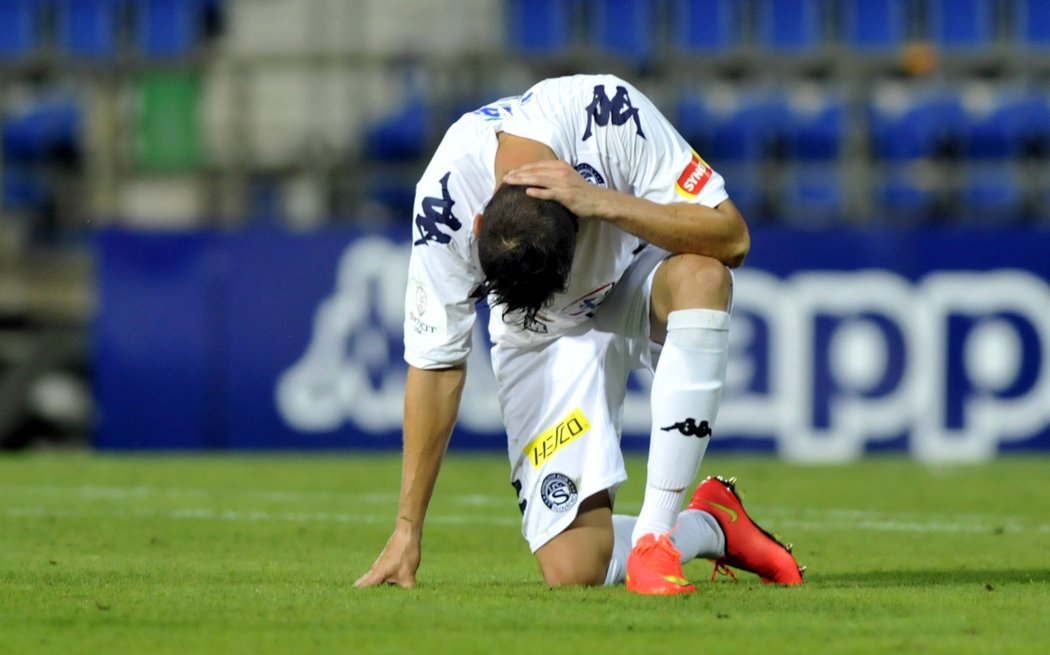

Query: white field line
(2, 488), (1049, 534)
(1, 505), (521, 527)
(2, 484), (1040, 523)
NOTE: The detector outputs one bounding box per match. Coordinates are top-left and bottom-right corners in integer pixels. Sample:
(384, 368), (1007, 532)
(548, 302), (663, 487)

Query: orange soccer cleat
(689, 475), (805, 585)
(625, 532), (696, 595)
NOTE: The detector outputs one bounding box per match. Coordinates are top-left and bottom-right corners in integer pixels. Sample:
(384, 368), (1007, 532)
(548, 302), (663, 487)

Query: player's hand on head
(354, 528), (422, 589)
(503, 160), (605, 219)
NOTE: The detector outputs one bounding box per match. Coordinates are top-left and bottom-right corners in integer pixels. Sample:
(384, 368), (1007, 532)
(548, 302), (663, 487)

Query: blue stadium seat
(677, 89), (789, 162)
(783, 88), (846, 160)
(963, 89), (1050, 159)
(506, 0), (574, 55)
(1036, 179), (1050, 224)
(56, 0), (121, 59)
(925, 0), (998, 51)
(2, 166), (51, 211)
(588, 0), (655, 66)
(246, 176), (282, 224)
(671, 0), (741, 54)
(753, 0), (826, 54)
(0, 0), (39, 59)
(872, 167), (942, 224)
(841, 0), (909, 52)
(1016, 0), (1050, 49)
(135, 0), (202, 58)
(366, 179), (417, 221)
(363, 100), (431, 162)
(957, 165), (1028, 224)
(717, 163), (766, 222)
(868, 87), (965, 160)
(1, 101), (82, 163)
(778, 165), (846, 226)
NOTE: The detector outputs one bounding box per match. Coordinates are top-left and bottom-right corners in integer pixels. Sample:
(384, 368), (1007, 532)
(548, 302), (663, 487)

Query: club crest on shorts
(540, 473), (578, 512)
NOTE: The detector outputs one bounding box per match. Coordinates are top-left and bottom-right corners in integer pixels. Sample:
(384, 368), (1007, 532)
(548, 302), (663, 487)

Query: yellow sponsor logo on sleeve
(524, 408), (591, 469)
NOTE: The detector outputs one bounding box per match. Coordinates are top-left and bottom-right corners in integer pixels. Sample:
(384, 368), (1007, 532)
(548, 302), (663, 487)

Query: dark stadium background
(2, 0), (1049, 461)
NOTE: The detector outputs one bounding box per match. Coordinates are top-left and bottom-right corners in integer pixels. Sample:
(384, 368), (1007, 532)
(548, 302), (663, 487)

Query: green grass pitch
(1, 452), (1048, 654)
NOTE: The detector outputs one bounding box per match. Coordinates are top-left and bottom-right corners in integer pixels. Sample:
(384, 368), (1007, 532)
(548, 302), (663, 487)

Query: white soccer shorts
(490, 246), (669, 553)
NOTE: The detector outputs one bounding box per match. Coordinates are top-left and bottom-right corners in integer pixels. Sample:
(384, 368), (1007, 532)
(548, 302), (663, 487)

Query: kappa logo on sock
(660, 418), (712, 438)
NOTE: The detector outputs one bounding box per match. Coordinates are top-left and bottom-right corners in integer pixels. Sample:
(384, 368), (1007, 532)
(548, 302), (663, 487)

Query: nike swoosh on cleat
(662, 575), (691, 586)
(703, 500), (738, 523)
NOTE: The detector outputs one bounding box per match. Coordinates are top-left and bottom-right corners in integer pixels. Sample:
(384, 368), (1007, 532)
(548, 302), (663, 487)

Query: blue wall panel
(93, 229), (227, 449)
(93, 226), (1050, 461)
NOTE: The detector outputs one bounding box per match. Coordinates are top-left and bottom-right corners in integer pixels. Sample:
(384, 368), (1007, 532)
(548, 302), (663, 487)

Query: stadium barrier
(93, 226), (1050, 462)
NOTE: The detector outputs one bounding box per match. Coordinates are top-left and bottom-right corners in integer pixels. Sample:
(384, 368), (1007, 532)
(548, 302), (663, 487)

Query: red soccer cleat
(689, 475), (805, 585)
(626, 533), (697, 595)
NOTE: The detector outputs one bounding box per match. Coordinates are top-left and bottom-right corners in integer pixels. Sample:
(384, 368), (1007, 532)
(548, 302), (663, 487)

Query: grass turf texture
(1, 453), (1048, 654)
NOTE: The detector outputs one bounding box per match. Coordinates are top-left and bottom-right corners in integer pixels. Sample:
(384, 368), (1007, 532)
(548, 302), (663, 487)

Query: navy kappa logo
(660, 418), (712, 438)
(583, 85), (646, 142)
(511, 478), (527, 514)
(540, 473), (578, 512)
(574, 162), (607, 187)
(413, 172), (461, 246)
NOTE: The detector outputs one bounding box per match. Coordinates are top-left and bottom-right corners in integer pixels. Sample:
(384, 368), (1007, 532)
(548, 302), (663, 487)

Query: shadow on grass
(813, 569), (1050, 588)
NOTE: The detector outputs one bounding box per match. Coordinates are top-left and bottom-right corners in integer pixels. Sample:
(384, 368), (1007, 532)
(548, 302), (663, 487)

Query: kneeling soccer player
(355, 74), (803, 593)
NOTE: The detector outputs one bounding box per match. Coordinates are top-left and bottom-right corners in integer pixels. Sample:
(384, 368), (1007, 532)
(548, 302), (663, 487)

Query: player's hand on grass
(503, 161), (608, 219)
(354, 524), (421, 588)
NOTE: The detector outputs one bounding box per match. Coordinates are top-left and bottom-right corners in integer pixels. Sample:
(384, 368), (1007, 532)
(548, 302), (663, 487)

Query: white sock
(631, 308), (730, 546)
(672, 509), (726, 561)
(604, 512), (725, 586)
(604, 515), (636, 585)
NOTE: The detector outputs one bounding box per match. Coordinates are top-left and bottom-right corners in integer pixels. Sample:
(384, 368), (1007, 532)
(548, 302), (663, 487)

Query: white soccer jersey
(404, 74), (729, 369)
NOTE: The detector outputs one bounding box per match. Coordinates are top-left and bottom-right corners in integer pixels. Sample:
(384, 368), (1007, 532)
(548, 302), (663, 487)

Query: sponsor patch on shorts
(523, 407), (592, 469)
(675, 150), (713, 199)
(540, 473), (579, 512)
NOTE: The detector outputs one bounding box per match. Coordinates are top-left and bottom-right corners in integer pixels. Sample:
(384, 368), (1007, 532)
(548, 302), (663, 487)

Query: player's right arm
(354, 363), (465, 588)
(356, 160), (482, 588)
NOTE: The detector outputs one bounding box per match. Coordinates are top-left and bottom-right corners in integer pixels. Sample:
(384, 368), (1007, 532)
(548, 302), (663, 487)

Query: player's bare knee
(540, 554), (611, 587)
(537, 538), (612, 588)
(536, 491), (613, 587)
(658, 254), (731, 311)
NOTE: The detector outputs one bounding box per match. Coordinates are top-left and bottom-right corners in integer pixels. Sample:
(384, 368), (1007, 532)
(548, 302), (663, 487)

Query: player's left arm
(502, 160), (750, 268)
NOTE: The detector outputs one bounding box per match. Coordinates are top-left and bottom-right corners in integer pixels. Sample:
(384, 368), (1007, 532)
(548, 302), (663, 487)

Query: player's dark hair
(478, 184), (578, 328)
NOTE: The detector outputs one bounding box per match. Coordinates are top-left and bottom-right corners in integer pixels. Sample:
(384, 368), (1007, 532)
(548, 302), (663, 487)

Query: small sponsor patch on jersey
(574, 162), (607, 187)
(406, 278), (447, 339)
(540, 473), (579, 512)
(524, 408), (592, 469)
(675, 151), (713, 199)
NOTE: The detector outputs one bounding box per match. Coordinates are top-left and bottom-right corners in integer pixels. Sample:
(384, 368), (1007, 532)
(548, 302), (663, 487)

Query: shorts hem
(525, 473), (627, 554)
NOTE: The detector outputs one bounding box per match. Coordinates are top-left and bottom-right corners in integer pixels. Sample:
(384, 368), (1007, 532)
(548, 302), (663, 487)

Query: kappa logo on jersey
(413, 172), (461, 246)
(583, 85), (646, 142)
(562, 282), (614, 318)
(540, 473), (579, 512)
(574, 162), (607, 187)
(524, 407), (592, 469)
(676, 151), (714, 199)
(472, 94), (523, 121)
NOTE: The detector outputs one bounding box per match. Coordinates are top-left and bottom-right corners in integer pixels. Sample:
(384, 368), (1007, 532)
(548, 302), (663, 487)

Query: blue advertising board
(93, 226), (1050, 461)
